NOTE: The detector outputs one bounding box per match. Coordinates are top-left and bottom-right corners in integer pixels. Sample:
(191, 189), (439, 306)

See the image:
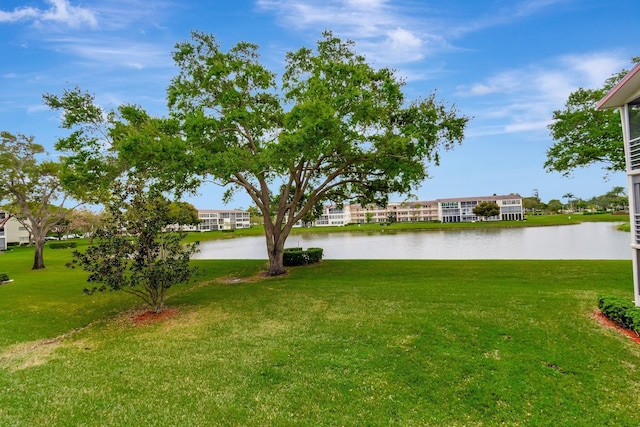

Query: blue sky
(1, 0), (638, 209)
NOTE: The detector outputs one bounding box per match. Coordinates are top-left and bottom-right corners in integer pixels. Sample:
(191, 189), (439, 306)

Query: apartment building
(438, 195), (524, 223)
(314, 205), (351, 226)
(180, 209), (251, 232)
(0, 212), (31, 250)
(308, 194), (523, 227)
(348, 201), (440, 224)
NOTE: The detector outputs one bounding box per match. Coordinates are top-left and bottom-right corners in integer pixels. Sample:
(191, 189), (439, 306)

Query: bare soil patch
(132, 308), (179, 325)
(594, 310), (640, 346)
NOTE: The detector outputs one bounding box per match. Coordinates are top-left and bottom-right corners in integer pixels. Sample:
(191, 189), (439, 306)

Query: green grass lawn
(1, 242), (639, 425)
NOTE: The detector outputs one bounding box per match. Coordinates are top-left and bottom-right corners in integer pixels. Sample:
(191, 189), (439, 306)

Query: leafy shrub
(283, 247), (323, 266)
(283, 248), (305, 266)
(0, 273), (10, 282)
(49, 242), (77, 249)
(598, 295), (640, 334)
(7, 242), (19, 247)
(306, 247), (323, 264)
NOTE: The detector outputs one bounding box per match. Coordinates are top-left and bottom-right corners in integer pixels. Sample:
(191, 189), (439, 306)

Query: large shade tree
(166, 31), (468, 274)
(546, 58), (639, 177)
(46, 32), (468, 276)
(0, 132), (78, 269)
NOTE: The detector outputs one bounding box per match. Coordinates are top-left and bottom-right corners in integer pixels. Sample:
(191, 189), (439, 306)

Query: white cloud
(48, 36), (171, 70)
(457, 52), (630, 138)
(380, 28), (424, 63)
(256, 0), (438, 65)
(0, 0), (97, 28)
(255, 0), (571, 71)
(558, 54), (628, 88)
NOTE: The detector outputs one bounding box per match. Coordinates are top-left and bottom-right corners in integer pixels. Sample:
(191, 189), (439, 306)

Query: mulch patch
(132, 308), (178, 325)
(593, 310), (640, 345)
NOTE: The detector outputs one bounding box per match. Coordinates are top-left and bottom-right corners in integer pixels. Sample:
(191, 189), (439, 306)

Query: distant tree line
(523, 186), (628, 214)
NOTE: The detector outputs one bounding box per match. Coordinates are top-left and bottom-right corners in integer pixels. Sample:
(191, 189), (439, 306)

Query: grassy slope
(1, 241), (639, 426)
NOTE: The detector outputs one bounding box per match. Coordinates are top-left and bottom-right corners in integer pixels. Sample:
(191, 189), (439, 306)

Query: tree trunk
(32, 239), (46, 270)
(264, 226), (287, 276)
(267, 247), (286, 275)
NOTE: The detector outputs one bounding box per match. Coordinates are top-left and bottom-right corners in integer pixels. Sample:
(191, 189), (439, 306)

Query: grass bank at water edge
(0, 245), (638, 425)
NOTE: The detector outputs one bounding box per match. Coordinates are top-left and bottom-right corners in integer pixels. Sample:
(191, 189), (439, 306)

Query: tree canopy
(47, 31), (468, 276)
(166, 31), (468, 274)
(43, 89), (198, 202)
(472, 201), (500, 220)
(545, 58), (639, 177)
(0, 131), (77, 269)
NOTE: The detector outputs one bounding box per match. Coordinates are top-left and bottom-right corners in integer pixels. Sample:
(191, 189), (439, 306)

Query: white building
(304, 194), (523, 227)
(314, 205), (351, 226)
(0, 212), (31, 250)
(437, 195), (524, 223)
(183, 209), (251, 231)
(598, 62), (640, 305)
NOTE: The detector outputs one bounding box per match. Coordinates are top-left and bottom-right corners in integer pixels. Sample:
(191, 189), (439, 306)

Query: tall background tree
(0, 132), (78, 269)
(69, 208), (104, 244)
(562, 192), (574, 212)
(546, 58), (639, 177)
(167, 201), (200, 231)
(166, 31), (468, 274)
(472, 201), (500, 221)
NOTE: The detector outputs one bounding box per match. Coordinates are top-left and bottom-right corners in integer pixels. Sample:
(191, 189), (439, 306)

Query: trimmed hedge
(598, 295), (640, 335)
(283, 247), (323, 266)
(49, 242), (77, 249)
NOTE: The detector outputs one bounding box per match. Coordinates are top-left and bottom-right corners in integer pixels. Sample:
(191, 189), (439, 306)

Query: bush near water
(283, 247), (324, 266)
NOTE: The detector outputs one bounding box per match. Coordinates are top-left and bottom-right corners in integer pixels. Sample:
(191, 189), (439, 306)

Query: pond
(192, 222), (632, 260)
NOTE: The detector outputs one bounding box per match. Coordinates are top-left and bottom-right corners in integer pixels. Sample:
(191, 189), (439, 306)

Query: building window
(629, 99), (640, 170)
(629, 98), (640, 140)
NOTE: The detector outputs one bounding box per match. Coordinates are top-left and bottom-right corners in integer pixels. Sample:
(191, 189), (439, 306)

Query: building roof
(597, 63), (640, 109)
(337, 194), (521, 209)
(436, 194), (521, 203)
(197, 209), (247, 214)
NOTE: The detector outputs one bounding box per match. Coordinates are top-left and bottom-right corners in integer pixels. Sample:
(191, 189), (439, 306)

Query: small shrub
(0, 273), (10, 282)
(306, 247), (324, 264)
(7, 242), (19, 247)
(283, 247), (324, 266)
(598, 295), (640, 334)
(49, 242), (77, 249)
(283, 247), (306, 266)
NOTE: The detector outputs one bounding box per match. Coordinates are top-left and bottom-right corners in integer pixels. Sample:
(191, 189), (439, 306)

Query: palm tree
(563, 192), (574, 213)
(606, 186), (628, 211)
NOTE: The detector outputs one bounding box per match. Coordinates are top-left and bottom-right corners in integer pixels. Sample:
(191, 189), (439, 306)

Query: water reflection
(192, 222), (631, 260)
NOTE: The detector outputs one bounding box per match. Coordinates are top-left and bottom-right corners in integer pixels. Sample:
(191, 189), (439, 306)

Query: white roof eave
(598, 63), (640, 110)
